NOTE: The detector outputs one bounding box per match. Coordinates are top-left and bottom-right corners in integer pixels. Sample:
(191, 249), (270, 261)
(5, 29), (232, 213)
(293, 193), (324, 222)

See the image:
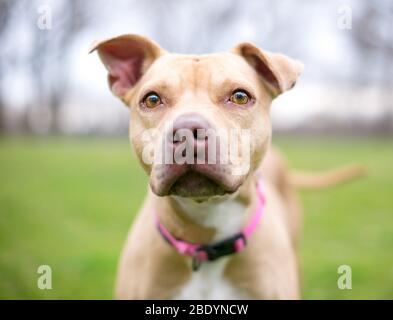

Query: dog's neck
(172, 194), (247, 242)
(156, 176), (256, 244)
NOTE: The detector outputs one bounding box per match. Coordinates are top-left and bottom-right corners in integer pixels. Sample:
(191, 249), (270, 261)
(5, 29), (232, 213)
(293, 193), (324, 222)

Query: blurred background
(0, 0), (392, 299)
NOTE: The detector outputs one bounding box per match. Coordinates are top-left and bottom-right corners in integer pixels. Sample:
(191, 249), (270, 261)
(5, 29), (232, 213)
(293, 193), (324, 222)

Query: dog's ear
(89, 34), (165, 99)
(232, 42), (304, 97)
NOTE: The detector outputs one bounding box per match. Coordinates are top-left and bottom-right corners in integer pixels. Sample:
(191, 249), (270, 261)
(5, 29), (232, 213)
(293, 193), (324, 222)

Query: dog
(90, 34), (364, 299)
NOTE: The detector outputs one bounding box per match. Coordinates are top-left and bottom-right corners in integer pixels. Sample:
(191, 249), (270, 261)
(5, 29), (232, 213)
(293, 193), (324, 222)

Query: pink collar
(155, 181), (266, 271)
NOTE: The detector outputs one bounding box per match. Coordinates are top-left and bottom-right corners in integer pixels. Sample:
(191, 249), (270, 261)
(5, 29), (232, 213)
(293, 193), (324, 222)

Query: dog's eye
(143, 93), (162, 108)
(230, 90), (249, 105)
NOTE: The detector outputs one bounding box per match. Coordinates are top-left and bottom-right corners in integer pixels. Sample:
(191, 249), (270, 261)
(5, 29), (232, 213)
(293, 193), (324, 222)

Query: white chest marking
(174, 258), (250, 299)
(173, 195), (246, 241)
(172, 196), (251, 299)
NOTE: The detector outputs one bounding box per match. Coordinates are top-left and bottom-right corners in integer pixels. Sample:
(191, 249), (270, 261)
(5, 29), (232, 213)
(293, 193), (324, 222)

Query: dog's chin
(150, 163), (247, 200)
(150, 167), (241, 200)
(169, 171), (228, 199)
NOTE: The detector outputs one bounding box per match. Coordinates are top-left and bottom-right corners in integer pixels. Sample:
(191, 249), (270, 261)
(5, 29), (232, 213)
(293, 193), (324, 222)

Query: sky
(2, 0), (391, 133)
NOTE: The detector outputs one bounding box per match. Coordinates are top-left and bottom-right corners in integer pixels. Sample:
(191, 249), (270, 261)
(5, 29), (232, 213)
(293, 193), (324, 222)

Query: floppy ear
(89, 34), (165, 99)
(232, 42), (304, 97)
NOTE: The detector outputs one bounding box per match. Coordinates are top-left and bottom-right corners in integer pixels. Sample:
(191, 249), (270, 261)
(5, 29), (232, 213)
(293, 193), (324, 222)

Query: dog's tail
(289, 164), (366, 190)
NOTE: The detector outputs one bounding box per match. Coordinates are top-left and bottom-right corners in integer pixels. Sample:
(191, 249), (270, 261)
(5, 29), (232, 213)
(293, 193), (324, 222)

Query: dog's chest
(173, 197), (251, 299)
(174, 258), (250, 299)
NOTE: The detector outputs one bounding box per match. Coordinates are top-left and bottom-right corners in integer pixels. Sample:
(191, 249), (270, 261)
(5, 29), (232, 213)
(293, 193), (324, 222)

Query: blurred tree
(0, 0), (15, 132)
(350, 1), (393, 122)
(27, 0), (88, 133)
(351, 1), (393, 85)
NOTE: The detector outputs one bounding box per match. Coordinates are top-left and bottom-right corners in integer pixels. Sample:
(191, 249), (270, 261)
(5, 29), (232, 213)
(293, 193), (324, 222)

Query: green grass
(0, 135), (392, 299)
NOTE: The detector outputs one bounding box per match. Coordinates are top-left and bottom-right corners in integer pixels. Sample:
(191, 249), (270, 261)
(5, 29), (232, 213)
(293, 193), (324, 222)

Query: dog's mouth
(169, 171), (227, 198)
(151, 163), (243, 199)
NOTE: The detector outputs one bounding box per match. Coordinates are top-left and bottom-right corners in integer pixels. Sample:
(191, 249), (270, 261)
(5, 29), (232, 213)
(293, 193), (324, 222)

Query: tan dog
(90, 34), (363, 299)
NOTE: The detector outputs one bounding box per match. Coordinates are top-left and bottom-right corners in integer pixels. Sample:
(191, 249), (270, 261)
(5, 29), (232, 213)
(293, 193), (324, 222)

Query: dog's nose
(167, 113), (214, 164)
(171, 113), (212, 144)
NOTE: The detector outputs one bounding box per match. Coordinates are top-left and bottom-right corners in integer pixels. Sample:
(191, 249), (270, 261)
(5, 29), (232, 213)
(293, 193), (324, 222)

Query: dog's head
(91, 34), (303, 200)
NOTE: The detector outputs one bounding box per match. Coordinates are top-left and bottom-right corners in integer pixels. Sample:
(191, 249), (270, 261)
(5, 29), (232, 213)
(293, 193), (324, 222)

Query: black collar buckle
(192, 233), (247, 271)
